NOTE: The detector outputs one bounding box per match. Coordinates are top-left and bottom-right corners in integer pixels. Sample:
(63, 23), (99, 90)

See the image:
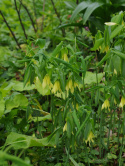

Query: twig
(32, 0), (38, 30)
(14, 0), (28, 40)
(0, 10), (21, 49)
(19, 0), (37, 33)
(76, 0), (79, 4)
(41, 0), (46, 31)
(50, 0), (65, 37)
(19, 0), (22, 13)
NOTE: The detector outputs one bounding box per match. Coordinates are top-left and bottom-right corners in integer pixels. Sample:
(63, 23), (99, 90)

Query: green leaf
(84, 72), (103, 84)
(111, 13), (123, 31)
(5, 132), (55, 149)
(110, 25), (123, 39)
(112, 50), (125, 60)
(91, 38), (104, 51)
(64, 1), (76, 9)
(84, 121), (92, 140)
(24, 64), (32, 87)
(67, 112), (73, 139)
(0, 151), (32, 166)
(70, 103), (80, 129)
(121, 59), (125, 77)
(104, 26), (110, 46)
(76, 111), (91, 138)
(59, 72), (65, 92)
(30, 114), (51, 122)
(83, 2), (103, 24)
(0, 99), (5, 118)
(68, 154), (79, 166)
(71, 1), (90, 22)
(107, 153), (117, 159)
(96, 50), (111, 67)
(112, 54), (121, 73)
(34, 77), (50, 96)
(58, 23), (83, 29)
(35, 39), (46, 49)
(51, 41), (63, 58)
(34, 65), (44, 83)
(12, 81), (35, 91)
(6, 93), (28, 111)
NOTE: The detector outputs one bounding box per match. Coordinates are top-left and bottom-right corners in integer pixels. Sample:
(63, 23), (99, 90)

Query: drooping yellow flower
(114, 98), (117, 105)
(85, 131), (94, 146)
(74, 82), (80, 91)
(63, 122), (67, 132)
(63, 53), (69, 62)
(76, 103), (79, 110)
(102, 45), (109, 53)
(51, 80), (61, 94)
(42, 75), (51, 89)
(102, 99), (110, 110)
(31, 59), (37, 65)
(66, 79), (74, 93)
(119, 97), (125, 109)
(114, 69), (117, 75)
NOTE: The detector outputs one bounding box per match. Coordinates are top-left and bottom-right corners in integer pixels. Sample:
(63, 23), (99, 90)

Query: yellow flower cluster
(40, 75), (80, 98)
(85, 131), (94, 146)
(66, 80), (79, 94)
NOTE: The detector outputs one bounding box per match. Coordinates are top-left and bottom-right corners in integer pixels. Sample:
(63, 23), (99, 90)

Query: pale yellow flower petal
(63, 122), (67, 132)
(85, 131), (94, 146)
(119, 97), (125, 109)
(101, 99), (110, 110)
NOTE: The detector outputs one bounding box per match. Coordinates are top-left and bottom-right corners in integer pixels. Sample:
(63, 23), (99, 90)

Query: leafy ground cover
(1, 0), (125, 165)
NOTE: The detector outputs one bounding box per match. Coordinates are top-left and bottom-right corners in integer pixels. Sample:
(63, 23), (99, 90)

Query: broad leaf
(84, 72), (103, 84)
(5, 132), (55, 149)
(83, 2), (104, 24)
(6, 93), (28, 111)
(71, 1), (90, 22)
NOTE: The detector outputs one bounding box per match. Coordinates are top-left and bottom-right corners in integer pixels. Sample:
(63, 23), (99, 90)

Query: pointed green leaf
(0, 99), (5, 118)
(112, 50), (125, 60)
(64, 1), (76, 9)
(91, 38), (104, 51)
(51, 41), (63, 58)
(24, 65), (31, 87)
(71, 1), (90, 22)
(110, 25), (123, 39)
(96, 50), (111, 67)
(83, 2), (103, 24)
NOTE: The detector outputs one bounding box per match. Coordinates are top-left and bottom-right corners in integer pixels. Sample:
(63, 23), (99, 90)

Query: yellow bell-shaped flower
(119, 97), (125, 109)
(42, 75), (52, 89)
(63, 122), (67, 132)
(66, 79), (74, 93)
(102, 99), (110, 110)
(63, 53), (69, 62)
(51, 80), (61, 94)
(85, 131), (94, 146)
